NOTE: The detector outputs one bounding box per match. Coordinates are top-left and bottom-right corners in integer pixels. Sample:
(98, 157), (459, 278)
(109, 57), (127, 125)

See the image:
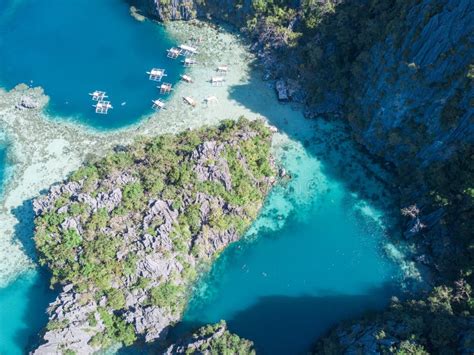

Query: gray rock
(275, 80), (289, 101)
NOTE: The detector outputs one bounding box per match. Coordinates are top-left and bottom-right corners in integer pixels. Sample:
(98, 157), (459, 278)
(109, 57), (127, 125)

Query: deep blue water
(0, 0), (182, 129)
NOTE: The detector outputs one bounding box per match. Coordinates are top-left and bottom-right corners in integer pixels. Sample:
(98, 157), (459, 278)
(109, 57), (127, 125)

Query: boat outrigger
(152, 99), (166, 110)
(146, 68), (167, 81)
(93, 101), (113, 114)
(89, 91), (107, 101)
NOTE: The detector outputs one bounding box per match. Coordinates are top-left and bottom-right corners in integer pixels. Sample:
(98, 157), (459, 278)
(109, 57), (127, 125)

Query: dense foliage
(186, 321), (256, 355)
(34, 118), (275, 350)
(315, 283), (474, 354)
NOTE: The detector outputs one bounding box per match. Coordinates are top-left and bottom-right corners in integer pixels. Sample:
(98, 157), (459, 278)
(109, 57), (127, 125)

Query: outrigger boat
(182, 96), (197, 107)
(180, 74), (193, 83)
(159, 83), (173, 94)
(167, 47), (181, 59)
(179, 44), (198, 56)
(89, 90), (107, 101)
(146, 68), (167, 81)
(93, 101), (113, 114)
(152, 99), (166, 110)
(211, 76), (225, 86)
(216, 65), (229, 74)
(182, 58), (197, 67)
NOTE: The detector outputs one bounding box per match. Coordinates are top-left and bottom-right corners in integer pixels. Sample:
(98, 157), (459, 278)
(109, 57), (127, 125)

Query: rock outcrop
(164, 321), (255, 354)
(32, 118), (275, 354)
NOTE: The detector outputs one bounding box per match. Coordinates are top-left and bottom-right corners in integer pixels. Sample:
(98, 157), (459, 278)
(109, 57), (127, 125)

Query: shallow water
(0, 0), (182, 129)
(168, 138), (400, 354)
(0, 144), (7, 197)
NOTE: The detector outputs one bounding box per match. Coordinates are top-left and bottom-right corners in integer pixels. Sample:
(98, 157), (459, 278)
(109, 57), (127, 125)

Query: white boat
(89, 90), (107, 101)
(152, 99), (166, 110)
(182, 96), (196, 107)
(180, 74), (193, 83)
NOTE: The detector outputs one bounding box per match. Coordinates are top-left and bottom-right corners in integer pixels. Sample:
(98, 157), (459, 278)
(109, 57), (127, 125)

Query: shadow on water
(226, 68), (400, 223)
(11, 198), (38, 262)
(165, 284), (397, 355)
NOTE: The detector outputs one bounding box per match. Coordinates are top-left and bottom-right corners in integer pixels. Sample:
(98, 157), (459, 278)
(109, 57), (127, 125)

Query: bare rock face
(192, 141), (232, 191)
(32, 119), (276, 354)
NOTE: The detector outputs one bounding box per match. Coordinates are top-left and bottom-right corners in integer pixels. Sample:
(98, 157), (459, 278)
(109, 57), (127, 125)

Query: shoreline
(0, 20), (414, 290)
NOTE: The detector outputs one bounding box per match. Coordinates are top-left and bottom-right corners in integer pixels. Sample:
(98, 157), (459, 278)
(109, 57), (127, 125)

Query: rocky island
(32, 118), (275, 354)
(164, 321), (255, 354)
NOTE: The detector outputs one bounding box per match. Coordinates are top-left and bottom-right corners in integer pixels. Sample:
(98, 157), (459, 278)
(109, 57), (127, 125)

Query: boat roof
(179, 44), (198, 52)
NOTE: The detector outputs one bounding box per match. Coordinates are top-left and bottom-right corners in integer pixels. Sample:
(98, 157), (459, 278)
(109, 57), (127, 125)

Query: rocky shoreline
(32, 119), (276, 354)
(164, 321), (255, 354)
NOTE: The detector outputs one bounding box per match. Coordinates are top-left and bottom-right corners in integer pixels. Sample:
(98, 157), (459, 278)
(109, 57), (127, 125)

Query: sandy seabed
(0, 21), (418, 287)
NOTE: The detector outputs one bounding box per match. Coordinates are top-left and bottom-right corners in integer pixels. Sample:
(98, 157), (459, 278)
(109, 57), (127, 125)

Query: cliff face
(342, 0), (474, 278)
(349, 0), (473, 167)
(130, 0), (254, 24)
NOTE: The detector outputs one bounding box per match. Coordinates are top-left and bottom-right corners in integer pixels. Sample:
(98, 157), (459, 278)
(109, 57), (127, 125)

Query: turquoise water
(170, 140), (400, 354)
(0, 145), (55, 354)
(0, 144), (7, 197)
(0, 271), (55, 355)
(0, 0), (182, 129)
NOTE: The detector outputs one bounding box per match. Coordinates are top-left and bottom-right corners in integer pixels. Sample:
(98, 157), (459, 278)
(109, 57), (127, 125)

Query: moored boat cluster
(90, 42), (230, 115)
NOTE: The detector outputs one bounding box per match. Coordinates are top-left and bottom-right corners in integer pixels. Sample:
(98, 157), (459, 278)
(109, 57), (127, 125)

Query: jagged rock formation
(32, 118), (275, 354)
(164, 321), (256, 354)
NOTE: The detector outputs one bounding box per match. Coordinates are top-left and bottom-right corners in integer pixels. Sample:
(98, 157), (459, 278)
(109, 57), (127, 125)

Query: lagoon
(0, 0), (182, 129)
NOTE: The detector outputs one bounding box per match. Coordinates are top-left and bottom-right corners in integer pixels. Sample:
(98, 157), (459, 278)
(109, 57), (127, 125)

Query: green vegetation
(149, 282), (186, 314)
(316, 284), (473, 354)
(186, 321), (256, 355)
(34, 118), (274, 349)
